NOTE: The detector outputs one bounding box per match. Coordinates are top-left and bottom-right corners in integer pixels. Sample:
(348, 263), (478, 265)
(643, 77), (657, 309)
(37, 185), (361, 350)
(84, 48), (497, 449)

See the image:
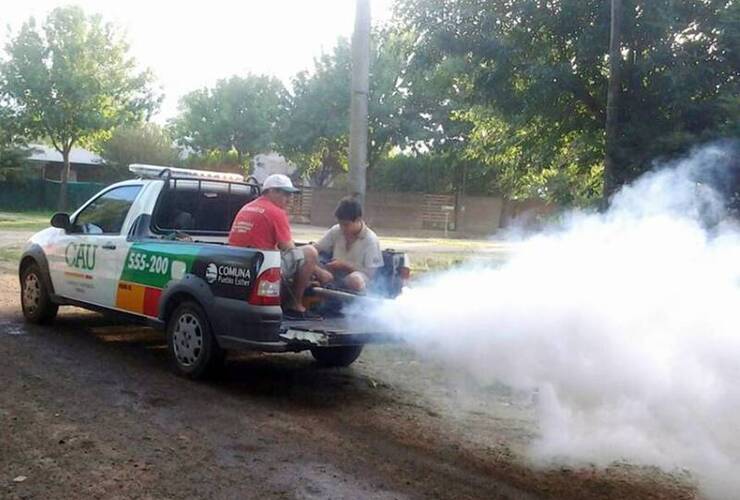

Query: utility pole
(603, 0), (623, 207)
(349, 0), (370, 207)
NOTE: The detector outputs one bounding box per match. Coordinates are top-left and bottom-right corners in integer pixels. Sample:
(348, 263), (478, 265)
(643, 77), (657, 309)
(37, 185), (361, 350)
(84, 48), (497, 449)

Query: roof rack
(129, 163), (245, 183)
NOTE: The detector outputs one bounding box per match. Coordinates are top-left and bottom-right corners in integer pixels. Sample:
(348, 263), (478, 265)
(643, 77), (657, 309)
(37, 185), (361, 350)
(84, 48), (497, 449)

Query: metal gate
(421, 193), (456, 231)
(287, 186), (313, 223)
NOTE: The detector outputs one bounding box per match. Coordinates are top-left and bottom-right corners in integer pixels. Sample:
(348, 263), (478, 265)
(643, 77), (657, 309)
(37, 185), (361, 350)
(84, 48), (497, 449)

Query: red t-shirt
(228, 196), (292, 250)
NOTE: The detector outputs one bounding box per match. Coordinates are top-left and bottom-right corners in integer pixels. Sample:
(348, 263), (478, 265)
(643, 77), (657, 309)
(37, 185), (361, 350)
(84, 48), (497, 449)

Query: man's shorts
(281, 247), (305, 281)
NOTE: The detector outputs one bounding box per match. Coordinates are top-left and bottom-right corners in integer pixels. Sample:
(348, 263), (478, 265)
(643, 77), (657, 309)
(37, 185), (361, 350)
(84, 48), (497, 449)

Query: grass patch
(410, 254), (466, 274)
(408, 252), (508, 274)
(0, 211), (53, 231)
(0, 245), (22, 263)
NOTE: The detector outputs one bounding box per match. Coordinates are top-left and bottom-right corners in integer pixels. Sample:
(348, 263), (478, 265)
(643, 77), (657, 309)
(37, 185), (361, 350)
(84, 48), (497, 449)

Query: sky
(2, 0), (396, 122)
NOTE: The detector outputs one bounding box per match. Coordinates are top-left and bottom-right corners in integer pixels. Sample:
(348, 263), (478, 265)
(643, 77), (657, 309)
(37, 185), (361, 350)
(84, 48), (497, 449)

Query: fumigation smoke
(358, 142), (740, 498)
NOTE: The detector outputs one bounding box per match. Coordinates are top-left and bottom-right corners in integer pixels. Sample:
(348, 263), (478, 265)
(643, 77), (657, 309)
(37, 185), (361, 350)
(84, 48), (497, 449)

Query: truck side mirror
(50, 212), (71, 230)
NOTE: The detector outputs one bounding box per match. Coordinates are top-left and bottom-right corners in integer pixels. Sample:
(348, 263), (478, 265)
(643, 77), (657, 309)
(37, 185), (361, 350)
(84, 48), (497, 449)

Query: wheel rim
(22, 272), (41, 315)
(172, 312), (204, 367)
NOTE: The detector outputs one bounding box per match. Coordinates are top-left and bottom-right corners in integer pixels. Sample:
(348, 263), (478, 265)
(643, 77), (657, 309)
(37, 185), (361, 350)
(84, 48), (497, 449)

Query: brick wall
(499, 199), (559, 229)
(458, 196), (504, 234)
(297, 187), (554, 235)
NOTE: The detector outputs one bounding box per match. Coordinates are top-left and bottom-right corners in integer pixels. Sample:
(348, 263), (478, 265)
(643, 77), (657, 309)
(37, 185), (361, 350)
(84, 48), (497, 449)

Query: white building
(250, 152), (296, 184)
(27, 144), (105, 182)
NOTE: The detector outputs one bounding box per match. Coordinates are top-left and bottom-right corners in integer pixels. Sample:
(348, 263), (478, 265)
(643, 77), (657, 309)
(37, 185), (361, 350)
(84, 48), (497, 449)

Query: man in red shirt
(229, 174), (322, 319)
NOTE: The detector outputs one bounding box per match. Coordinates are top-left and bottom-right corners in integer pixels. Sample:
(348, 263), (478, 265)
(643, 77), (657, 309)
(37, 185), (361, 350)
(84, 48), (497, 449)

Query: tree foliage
(11, 3), (730, 207)
(369, 152), (462, 194)
(178, 149), (244, 175)
(171, 75), (287, 167)
(368, 28), (420, 164)
(0, 6), (159, 209)
(394, 0), (739, 203)
(0, 106), (31, 182)
(276, 41), (352, 187)
(98, 122), (179, 179)
(275, 31), (422, 187)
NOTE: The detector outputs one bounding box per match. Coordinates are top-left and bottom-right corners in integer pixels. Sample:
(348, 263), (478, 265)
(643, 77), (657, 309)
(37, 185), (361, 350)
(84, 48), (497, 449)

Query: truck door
(47, 185), (142, 308)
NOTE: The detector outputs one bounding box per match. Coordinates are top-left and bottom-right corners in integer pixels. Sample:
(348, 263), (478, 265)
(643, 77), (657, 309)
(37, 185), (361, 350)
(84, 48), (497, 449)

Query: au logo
(66, 243), (98, 271)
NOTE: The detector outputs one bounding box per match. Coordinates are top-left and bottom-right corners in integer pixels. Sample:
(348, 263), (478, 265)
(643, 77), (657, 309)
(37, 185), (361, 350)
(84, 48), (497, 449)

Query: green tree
(277, 32), (418, 187)
(368, 28), (424, 166)
(395, 0), (739, 203)
(98, 123), (179, 179)
(0, 6), (159, 210)
(0, 106), (31, 182)
(277, 41), (352, 186)
(459, 107), (604, 204)
(172, 75), (287, 169)
(367, 25), (479, 197)
(178, 150), (244, 175)
(369, 151), (462, 194)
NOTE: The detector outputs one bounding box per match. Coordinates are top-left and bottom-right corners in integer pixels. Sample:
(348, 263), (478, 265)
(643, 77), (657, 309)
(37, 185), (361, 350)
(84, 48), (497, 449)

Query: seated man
(314, 197), (383, 292)
(228, 174), (321, 319)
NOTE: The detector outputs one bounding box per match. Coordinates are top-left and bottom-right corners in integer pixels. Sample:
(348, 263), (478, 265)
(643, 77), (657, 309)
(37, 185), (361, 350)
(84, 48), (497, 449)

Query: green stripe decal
(120, 242), (200, 289)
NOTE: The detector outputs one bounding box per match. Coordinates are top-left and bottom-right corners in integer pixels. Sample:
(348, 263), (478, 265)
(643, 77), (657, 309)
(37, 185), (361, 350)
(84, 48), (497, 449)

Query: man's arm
(313, 227), (336, 255)
(274, 209), (294, 251)
(361, 237), (384, 278)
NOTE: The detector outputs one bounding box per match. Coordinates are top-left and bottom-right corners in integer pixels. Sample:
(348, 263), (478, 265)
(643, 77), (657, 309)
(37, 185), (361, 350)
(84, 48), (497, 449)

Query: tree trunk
(453, 162), (466, 232)
(348, 0), (370, 207)
(58, 148), (71, 212)
(603, 0), (624, 207)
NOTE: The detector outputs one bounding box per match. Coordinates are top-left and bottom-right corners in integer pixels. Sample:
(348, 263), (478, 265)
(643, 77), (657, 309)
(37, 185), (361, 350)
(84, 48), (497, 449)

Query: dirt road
(0, 268), (696, 499)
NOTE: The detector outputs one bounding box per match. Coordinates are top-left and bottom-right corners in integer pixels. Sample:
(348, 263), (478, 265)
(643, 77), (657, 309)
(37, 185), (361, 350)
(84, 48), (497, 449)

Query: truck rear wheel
(20, 263), (58, 324)
(167, 301), (224, 379)
(310, 345), (364, 367)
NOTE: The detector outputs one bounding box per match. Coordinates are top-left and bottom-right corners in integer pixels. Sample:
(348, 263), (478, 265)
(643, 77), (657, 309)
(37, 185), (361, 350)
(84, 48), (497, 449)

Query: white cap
(262, 174), (300, 193)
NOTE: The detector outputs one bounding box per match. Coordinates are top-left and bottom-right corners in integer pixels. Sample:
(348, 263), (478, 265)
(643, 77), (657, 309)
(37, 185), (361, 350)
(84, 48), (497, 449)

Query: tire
(20, 262), (58, 324)
(310, 345), (364, 367)
(166, 301), (224, 379)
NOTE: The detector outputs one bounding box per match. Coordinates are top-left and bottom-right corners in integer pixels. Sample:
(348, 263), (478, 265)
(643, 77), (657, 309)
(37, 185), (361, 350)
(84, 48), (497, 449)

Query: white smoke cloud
(360, 142), (740, 499)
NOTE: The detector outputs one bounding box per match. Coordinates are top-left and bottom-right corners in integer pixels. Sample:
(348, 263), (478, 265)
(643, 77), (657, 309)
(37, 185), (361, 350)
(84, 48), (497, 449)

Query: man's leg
(314, 266), (333, 285)
(343, 271), (367, 293)
(289, 245), (318, 312)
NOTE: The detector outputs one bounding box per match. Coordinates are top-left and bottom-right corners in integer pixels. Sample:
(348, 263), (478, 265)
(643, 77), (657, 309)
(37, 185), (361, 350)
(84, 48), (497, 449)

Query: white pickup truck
(19, 165), (409, 379)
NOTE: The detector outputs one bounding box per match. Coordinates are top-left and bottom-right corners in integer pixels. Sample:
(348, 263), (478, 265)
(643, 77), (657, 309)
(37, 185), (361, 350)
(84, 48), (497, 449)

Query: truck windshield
(152, 179), (258, 234)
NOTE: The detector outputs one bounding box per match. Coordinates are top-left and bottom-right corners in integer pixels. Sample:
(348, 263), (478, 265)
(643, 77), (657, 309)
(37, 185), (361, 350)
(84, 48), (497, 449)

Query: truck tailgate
(279, 317), (398, 347)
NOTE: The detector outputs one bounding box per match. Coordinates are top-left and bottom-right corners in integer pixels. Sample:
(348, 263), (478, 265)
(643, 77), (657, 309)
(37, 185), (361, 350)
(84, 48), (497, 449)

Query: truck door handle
(102, 243), (117, 250)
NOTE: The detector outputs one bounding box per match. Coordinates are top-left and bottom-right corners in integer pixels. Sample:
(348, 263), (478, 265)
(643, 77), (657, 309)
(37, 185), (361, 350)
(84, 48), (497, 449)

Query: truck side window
(74, 185), (142, 235)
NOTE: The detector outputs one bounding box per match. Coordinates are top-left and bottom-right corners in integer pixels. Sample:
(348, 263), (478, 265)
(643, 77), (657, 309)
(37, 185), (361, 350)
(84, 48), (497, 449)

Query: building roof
(28, 144), (104, 166)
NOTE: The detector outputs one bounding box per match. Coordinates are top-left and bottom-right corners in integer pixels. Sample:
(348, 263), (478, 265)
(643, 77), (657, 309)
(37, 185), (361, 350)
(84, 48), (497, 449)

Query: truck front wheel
(20, 263), (58, 324)
(310, 345), (364, 367)
(166, 301), (224, 379)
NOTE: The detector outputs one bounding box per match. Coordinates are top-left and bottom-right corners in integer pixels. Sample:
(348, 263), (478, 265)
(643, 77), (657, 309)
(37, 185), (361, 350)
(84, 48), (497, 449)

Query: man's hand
(325, 259), (355, 274)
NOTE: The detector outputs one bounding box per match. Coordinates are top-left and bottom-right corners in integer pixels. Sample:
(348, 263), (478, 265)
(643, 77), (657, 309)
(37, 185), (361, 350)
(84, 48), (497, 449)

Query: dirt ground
(0, 259), (699, 499)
